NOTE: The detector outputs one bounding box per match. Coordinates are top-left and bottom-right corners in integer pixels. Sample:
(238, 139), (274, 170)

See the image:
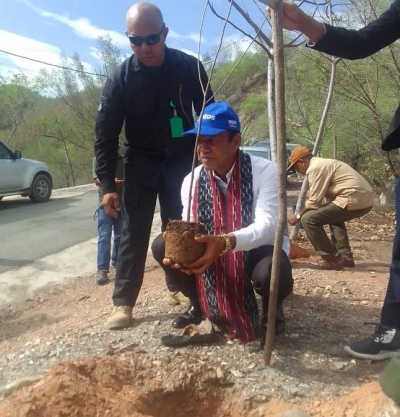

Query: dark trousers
(113, 178), (183, 307)
(381, 179), (400, 329)
(152, 234), (294, 314)
(301, 203), (372, 257)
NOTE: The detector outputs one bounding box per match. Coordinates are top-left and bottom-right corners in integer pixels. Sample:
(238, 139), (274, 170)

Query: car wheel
(29, 174), (52, 203)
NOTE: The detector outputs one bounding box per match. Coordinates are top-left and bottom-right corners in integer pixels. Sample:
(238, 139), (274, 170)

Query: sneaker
(344, 325), (400, 360)
(168, 291), (190, 307)
(106, 306), (132, 330)
(96, 270), (109, 285)
(341, 252), (355, 267)
(309, 255), (344, 270)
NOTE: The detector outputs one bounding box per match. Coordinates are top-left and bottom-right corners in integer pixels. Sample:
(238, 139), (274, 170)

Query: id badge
(170, 116), (184, 138)
(169, 100), (184, 137)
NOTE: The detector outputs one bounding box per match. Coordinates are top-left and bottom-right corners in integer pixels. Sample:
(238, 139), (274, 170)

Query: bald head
(126, 2), (163, 29)
(125, 2), (168, 67)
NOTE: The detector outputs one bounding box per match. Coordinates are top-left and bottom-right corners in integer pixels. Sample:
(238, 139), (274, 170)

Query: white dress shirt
(181, 153), (290, 255)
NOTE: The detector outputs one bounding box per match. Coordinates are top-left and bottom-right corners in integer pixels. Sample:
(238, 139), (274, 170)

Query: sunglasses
(126, 24), (165, 47)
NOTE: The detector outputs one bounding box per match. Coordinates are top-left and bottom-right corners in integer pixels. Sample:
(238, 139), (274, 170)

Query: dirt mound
(289, 241), (315, 259)
(0, 355), (392, 417)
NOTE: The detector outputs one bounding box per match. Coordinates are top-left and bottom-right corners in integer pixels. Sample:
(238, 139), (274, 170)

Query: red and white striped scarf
(193, 151), (261, 343)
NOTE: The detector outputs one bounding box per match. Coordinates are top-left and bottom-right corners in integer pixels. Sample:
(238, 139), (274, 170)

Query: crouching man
(287, 147), (374, 270)
(152, 102), (293, 344)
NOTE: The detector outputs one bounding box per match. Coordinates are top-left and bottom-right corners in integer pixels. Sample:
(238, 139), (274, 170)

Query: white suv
(0, 139), (53, 203)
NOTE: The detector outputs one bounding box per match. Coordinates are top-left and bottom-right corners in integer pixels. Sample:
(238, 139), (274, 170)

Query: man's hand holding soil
(163, 233), (236, 275)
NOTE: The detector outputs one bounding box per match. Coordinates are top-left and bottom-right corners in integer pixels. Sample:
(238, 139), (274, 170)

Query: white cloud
(0, 30), (93, 79)
(20, 0), (127, 48)
(211, 33), (261, 61)
(39, 11), (127, 47)
(167, 29), (206, 44)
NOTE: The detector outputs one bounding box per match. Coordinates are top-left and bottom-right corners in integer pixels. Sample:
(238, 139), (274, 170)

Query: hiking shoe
(96, 270), (109, 285)
(168, 291), (190, 307)
(344, 325), (400, 360)
(106, 306), (132, 330)
(309, 255), (344, 270)
(341, 252), (355, 268)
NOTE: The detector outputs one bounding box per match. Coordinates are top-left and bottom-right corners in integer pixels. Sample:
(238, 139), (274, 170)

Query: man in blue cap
(152, 102), (294, 344)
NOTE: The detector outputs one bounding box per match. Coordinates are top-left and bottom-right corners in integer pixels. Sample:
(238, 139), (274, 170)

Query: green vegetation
(1, 0), (399, 189)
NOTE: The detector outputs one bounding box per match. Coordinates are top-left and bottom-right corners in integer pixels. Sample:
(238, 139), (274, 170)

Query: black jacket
(311, 0), (400, 151)
(95, 47), (214, 193)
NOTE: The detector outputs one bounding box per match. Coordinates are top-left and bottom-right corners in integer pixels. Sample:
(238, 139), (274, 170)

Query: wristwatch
(295, 213), (301, 220)
(219, 234), (232, 256)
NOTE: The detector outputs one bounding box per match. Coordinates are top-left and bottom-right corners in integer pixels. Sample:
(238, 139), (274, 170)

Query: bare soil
(0, 180), (397, 417)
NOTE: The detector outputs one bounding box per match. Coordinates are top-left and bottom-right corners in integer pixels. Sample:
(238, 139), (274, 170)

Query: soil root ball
(165, 220), (206, 264)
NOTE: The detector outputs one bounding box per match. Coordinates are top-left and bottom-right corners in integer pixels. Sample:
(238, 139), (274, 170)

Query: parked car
(241, 145), (272, 160)
(251, 140), (300, 152)
(242, 141), (300, 174)
(0, 139), (53, 202)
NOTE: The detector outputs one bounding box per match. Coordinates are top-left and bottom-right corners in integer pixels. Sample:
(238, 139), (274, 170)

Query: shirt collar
(212, 161), (236, 184)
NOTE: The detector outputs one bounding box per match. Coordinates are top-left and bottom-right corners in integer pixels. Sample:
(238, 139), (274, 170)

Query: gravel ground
(0, 182), (397, 416)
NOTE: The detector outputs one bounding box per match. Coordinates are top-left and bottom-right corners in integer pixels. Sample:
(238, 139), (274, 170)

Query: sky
(0, 0), (272, 81)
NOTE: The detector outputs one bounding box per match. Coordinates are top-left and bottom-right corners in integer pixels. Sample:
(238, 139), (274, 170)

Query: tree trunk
(264, 0), (287, 366)
(61, 140), (76, 187)
(268, 52), (277, 162)
(290, 56), (339, 240)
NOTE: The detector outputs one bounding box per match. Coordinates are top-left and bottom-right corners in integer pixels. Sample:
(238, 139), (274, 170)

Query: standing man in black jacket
(274, 0), (400, 360)
(95, 1), (214, 330)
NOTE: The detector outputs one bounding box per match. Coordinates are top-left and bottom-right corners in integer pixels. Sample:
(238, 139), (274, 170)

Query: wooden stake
(263, 0), (287, 366)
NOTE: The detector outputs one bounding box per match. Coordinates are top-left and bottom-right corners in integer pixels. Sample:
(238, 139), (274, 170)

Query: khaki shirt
(305, 157), (375, 210)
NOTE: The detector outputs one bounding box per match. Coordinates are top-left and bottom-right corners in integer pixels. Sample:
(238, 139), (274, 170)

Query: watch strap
(219, 234), (232, 256)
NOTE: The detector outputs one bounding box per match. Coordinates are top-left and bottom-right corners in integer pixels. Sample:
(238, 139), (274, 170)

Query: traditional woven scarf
(193, 150), (261, 343)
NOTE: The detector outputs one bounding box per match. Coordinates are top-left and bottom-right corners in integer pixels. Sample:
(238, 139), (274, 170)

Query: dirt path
(0, 205), (397, 416)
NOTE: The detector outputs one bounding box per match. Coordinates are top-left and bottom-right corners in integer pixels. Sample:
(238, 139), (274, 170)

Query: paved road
(0, 186), (99, 274)
(0, 185), (162, 308)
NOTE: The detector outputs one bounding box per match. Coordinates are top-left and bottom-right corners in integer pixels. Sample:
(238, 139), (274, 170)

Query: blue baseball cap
(182, 102), (241, 136)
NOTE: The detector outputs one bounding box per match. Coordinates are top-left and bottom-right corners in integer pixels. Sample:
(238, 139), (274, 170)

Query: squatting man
(152, 102), (294, 344)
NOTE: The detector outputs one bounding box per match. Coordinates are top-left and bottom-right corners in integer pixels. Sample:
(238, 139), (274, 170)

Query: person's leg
(329, 207), (372, 250)
(301, 203), (371, 269)
(329, 222), (354, 267)
(301, 205), (339, 257)
(158, 178), (183, 232)
(330, 206), (372, 267)
(110, 211), (124, 269)
(157, 177), (190, 306)
(329, 222), (350, 253)
(248, 245), (293, 337)
(381, 179), (400, 329)
(151, 233), (202, 328)
(96, 206), (113, 285)
(344, 183), (400, 360)
(107, 182), (157, 330)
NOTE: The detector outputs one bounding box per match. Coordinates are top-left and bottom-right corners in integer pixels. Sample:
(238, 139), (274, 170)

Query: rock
(333, 361), (348, 370)
(0, 375), (42, 400)
(283, 386), (300, 397)
(230, 369), (245, 378)
(280, 409), (311, 417)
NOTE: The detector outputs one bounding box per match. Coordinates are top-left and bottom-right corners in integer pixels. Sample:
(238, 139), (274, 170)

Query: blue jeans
(381, 179), (400, 329)
(97, 206), (124, 272)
